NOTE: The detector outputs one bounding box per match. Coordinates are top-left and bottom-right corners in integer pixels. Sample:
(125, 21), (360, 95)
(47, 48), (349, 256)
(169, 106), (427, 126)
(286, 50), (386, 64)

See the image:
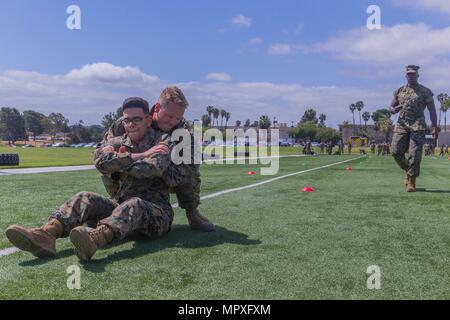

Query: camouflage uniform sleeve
(95, 151), (135, 175)
(102, 118), (125, 143)
(124, 152), (172, 179)
(391, 88), (400, 107)
(94, 137), (134, 174)
(124, 133), (174, 179)
(162, 124), (200, 188)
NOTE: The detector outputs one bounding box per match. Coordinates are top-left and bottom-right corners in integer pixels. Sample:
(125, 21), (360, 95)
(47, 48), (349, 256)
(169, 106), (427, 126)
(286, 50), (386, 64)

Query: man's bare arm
(427, 100), (438, 128)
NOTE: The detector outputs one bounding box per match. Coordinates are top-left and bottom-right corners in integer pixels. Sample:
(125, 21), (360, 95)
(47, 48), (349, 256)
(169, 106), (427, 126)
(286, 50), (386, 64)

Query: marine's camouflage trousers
(391, 128), (425, 178)
(50, 192), (173, 240)
(165, 163), (201, 212)
(102, 163), (201, 212)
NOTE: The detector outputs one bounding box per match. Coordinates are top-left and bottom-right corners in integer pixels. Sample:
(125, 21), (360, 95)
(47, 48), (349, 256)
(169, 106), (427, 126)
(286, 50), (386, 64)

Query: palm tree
(349, 103), (356, 134)
(437, 94), (448, 130)
(206, 106), (214, 127)
(318, 114), (326, 127)
(244, 119), (251, 127)
(235, 120), (241, 127)
(225, 112), (231, 129)
(219, 109), (226, 129)
(443, 99), (450, 132)
(362, 111), (371, 131)
(378, 115), (393, 141)
(259, 115), (271, 129)
(212, 108), (220, 127)
(201, 114), (211, 127)
(355, 101), (364, 132)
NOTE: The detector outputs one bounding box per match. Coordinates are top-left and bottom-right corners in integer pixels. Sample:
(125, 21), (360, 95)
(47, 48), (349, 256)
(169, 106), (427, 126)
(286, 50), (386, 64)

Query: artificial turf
(0, 154), (449, 299)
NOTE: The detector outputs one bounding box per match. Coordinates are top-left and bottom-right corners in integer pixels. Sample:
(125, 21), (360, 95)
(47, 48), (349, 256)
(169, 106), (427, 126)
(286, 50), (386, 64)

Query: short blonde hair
(158, 86), (189, 108)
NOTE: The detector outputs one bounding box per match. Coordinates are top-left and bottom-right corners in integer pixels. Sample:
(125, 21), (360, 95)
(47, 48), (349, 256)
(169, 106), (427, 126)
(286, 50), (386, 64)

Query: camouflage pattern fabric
(50, 191), (173, 240)
(391, 83), (433, 177)
(101, 108), (201, 211)
(392, 84), (434, 132)
(391, 129), (425, 177)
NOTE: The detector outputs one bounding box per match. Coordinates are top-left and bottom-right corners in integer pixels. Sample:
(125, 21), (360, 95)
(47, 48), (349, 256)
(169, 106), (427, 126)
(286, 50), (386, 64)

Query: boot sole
(5, 226), (56, 257)
(69, 228), (96, 261)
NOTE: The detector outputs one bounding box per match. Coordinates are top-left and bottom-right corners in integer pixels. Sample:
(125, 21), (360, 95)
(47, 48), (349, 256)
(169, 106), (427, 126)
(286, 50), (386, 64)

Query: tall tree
(0, 107), (26, 144)
(23, 110), (45, 142)
(378, 115), (393, 141)
(101, 106), (123, 129)
(443, 98), (450, 132)
(201, 114), (211, 127)
(259, 115), (271, 129)
(437, 94), (448, 128)
(206, 106), (214, 127)
(244, 119), (251, 127)
(362, 111), (371, 131)
(437, 93), (449, 131)
(318, 113), (327, 127)
(225, 112), (231, 129)
(355, 101), (364, 132)
(300, 108), (318, 125)
(349, 103), (356, 134)
(212, 108), (220, 127)
(220, 109), (227, 129)
(42, 113), (69, 143)
(371, 108), (391, 128)
(316, 127), (340, 145)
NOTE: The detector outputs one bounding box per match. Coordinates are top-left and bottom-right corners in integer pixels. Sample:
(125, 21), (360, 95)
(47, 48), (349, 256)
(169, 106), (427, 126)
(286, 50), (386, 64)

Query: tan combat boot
(186, 209), (215, 232)
(406, 176), (416, 193)
(404, 175), (409, 187)
(69, 225), (114, 261)
(5, 219), (63, 257)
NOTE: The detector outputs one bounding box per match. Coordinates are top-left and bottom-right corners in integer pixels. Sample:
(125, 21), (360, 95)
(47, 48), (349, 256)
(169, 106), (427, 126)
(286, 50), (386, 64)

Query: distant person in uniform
(390, 65), (438, 192)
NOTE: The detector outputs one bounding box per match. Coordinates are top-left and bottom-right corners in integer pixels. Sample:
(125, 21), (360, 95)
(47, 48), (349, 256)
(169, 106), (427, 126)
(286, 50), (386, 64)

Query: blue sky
(0, 0), (449, 126)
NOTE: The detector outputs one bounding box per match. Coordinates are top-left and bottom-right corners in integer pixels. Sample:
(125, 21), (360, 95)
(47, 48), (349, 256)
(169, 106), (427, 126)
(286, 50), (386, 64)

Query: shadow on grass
(19, 224), (261, 271)
(416, 188), (450, 193)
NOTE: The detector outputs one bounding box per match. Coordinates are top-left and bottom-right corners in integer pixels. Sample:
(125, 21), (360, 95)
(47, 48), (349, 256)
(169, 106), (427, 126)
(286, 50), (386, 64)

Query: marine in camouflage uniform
(5, 98), (178, 260)
(390, 65), (438, 192)
(102, 108), (208, 229)
(103, 87), (213, 232)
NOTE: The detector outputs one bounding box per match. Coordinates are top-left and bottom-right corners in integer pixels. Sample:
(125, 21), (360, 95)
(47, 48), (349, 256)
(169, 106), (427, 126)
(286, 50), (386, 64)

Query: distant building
(339, 125), (393, 143)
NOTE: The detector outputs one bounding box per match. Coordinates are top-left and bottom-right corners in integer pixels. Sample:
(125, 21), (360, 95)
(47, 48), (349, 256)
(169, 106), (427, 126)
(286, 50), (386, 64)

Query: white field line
(0, 155), (366, 257)
(0, 154), (306, 175)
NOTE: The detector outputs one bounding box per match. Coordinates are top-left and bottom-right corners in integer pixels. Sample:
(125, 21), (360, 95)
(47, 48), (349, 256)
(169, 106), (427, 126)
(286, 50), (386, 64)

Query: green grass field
(0, 146), (305, 169)
(0, 146), (95, 168)
(1, 154), (449, 299)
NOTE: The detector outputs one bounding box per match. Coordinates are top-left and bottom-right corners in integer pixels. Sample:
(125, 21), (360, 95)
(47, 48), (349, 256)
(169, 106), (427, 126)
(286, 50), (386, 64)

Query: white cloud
(394, 0), (450, 15)
(313, 23), (450, 91)
(231, 15), (253, 28)
(0, 63), (166, 124)
(315, 24), (450, 65)
(0, 62), (402, 128)
(249, 37), (262, 45)
(268, 43), (294, 55)
(206, 72), (232, 82)
(66, 62), (160, 84)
